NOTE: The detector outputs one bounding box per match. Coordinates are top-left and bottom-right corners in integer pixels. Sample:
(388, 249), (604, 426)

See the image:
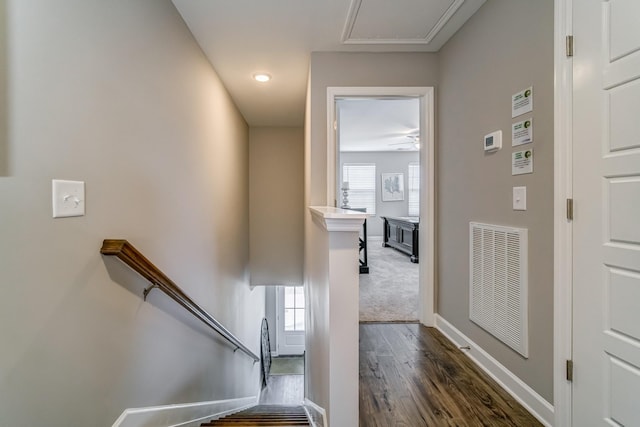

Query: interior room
(336, 97), (421, 322)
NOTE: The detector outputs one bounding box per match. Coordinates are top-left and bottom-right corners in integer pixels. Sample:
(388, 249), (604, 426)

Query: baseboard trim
(112, 395), (258, 427)
(304, 398), (328, 427)
(434, 315), (554, 427)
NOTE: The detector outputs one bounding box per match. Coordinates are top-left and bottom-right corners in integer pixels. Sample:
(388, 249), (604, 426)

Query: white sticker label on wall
(512, 118), (533, 146)
(512, 87), (533, 118)
(512, 149), (533, 175)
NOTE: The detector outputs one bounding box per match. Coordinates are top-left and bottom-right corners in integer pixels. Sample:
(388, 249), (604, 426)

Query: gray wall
(305, 52), (439, 419)
(307, 52), (440, 207)
(0, 1), (264, 425)
(340, 151), (420, 237)
(0, 0), (6, 176)
(437, 0), (554, 402)
(249, 127), (304, 286)
(249, 127), (304, 354)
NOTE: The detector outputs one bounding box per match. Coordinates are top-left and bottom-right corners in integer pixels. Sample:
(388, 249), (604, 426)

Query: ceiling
(171, 0), (486, 127)
(338, 98), (420, 152)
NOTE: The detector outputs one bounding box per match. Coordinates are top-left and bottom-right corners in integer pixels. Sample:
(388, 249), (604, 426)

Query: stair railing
(100, 239), (260, 362)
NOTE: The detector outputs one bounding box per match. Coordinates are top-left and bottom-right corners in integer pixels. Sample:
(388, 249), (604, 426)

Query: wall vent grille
(469, 222), (528, 357)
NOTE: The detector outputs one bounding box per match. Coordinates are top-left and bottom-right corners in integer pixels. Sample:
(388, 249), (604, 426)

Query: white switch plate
(52, 180), (85, 218)
(513, 186), (527, 211)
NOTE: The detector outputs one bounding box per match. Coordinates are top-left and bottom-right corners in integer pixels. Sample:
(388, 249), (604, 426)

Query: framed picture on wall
(381, 173), (404, 201)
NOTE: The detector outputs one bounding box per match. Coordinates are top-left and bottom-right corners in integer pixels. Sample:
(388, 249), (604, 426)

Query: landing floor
(259, 374), (304, 406)
(359, 323), (542, 427)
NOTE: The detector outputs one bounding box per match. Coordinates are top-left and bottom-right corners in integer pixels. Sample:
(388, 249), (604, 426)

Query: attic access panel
(343, 0), (462, 44)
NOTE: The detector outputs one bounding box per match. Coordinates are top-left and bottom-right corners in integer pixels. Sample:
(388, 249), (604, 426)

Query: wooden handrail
(100, 239), (260, 362)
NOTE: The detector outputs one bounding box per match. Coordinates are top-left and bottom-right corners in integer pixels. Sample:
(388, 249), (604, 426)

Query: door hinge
(566, 198), (574, 221)
(566, 359), (574, 382)
(566, 35), (574, 57)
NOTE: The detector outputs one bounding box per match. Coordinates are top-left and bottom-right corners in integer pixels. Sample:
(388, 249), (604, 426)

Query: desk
(381, 216), (419, 263)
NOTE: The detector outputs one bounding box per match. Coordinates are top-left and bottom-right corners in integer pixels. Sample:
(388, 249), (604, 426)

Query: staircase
(201, 405), (310, 426)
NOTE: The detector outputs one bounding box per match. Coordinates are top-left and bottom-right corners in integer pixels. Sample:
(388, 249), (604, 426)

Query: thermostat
(484, 130), (502, 151)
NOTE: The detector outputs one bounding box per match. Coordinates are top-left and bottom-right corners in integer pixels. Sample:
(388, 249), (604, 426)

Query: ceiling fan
(388, 132), (421, 150)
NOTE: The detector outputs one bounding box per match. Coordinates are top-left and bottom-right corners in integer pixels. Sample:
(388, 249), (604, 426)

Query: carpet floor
(359, 236), (419, 322)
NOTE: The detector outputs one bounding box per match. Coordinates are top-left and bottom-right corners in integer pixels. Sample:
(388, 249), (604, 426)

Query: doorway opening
(327, 87), (435, 326)
(261, 285), (305, 405)
(337, 97), (421, 322)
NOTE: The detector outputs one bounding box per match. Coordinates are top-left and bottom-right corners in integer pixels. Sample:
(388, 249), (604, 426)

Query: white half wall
(305, 207), (365, 427)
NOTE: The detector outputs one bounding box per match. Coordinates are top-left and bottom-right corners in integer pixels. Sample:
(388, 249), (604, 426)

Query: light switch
(513, 186), (526, 211)
(52, 180), (85, 218)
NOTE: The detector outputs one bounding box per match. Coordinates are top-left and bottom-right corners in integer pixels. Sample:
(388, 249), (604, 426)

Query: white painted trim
(554, 0), (573, 426)
(304, 398), (328, 427)
(309, 206), (367, 232)
(275, 285), (282, 356)
(341, 0), (465, 45)
(435, 315), (554, 427)
(326, 86), (436, 327)
(420, 88), (436, 327)
(112, 396), (258, 427)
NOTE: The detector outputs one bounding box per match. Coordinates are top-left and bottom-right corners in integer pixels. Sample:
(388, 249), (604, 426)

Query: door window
(283, 286), (304, 331)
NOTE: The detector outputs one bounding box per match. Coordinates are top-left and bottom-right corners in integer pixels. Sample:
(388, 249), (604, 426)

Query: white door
(573, 0), (640, 424)
(276, 286), (305, 355)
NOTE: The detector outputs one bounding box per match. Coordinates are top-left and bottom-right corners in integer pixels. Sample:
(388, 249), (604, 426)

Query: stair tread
(203, 422), (309, 426)
(202, 405), (309, 426)
(225, 414), (307, 421)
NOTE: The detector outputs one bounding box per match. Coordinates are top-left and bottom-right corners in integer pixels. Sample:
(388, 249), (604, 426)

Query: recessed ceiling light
(253, 73), (271, 83)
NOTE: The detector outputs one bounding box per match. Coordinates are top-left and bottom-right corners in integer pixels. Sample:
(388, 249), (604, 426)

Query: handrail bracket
(143, 283), (158, 301)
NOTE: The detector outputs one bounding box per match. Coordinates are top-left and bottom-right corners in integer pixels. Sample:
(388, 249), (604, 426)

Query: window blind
(408, 162), (420, 217)
(343, 163), (376, 214)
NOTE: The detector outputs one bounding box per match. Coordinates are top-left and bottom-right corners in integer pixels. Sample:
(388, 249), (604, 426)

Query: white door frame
(554, 0), (573, 425)
(326, 87), (436, 326)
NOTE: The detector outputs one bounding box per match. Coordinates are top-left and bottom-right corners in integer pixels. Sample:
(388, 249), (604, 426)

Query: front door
(276, 286), (305, 355)
(572, 0), (640, 424)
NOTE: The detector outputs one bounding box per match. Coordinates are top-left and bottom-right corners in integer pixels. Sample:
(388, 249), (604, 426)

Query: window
(408, 162), (420, 217)
(342, 163), (376, 214)
(283, 286), (305, 331)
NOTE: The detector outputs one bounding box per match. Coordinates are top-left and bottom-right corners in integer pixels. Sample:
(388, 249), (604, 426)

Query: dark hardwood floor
(359, 323), (543, 427)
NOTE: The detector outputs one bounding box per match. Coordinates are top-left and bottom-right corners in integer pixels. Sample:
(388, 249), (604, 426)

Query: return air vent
(469, 222), (528, 357)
